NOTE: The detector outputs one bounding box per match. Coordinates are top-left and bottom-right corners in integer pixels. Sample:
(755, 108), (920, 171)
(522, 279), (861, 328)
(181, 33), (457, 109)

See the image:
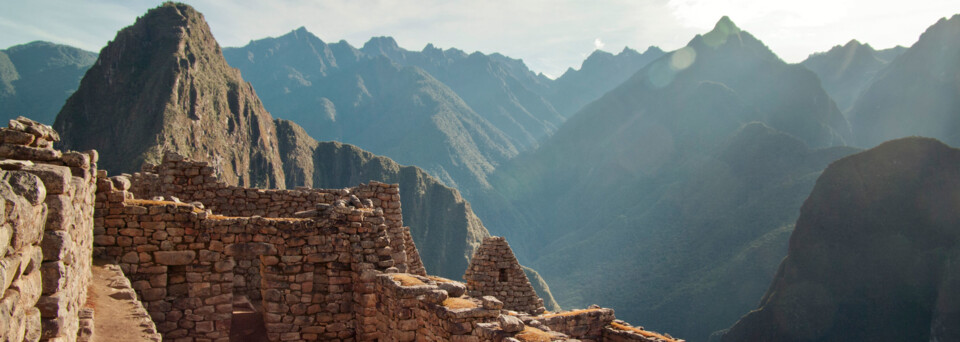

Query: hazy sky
(1, 0), (958, 78)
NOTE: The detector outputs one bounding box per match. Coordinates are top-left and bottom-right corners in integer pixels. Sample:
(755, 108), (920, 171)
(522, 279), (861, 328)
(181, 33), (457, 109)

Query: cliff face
(722, 137), (960, 341)
(54, 3), (285, 188)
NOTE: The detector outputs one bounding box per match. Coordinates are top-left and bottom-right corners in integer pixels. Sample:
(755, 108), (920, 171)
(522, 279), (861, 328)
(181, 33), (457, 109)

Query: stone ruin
(0, 116), (684, 342)
(464, 237), (545, 314)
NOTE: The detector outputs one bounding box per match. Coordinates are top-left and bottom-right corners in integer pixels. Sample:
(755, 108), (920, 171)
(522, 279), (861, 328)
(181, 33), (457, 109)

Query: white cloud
(594, 38), (605, 50)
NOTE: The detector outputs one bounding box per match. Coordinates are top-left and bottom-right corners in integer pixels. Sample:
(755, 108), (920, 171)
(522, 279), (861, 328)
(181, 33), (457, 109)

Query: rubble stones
(499, 314), (525, 333)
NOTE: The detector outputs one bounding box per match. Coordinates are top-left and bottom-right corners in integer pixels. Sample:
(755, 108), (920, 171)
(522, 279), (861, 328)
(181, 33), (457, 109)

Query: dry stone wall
(0, 117), (97, 342)
(464, 236), (545, 314)
(129, 153), (425, 276)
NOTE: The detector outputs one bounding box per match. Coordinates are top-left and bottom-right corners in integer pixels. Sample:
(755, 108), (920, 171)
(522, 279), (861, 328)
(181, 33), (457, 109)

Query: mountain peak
(54, 2), (286, 188)
(698, 16), (744, 48)
(714, 16), (741, 34)
(362, 36), (400, 52)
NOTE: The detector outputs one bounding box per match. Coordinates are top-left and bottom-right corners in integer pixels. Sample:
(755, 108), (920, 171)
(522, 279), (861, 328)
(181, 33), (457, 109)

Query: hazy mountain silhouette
(223, 29), (518, 194)
(549, 46), (665, 117)
(802, 40), (905, 113)
(480, 17), (855, 341)
(722, 137), (960, 342)
(362, 37), (562, 150)
(0, 41), (96, 124)
(849, 14), (960, 147)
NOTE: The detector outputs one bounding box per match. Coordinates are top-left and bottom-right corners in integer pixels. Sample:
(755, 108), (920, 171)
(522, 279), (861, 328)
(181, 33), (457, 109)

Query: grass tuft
(441, 297), (477, 309)
(515, 326), (552, 342)
(392, 274), (425, 286)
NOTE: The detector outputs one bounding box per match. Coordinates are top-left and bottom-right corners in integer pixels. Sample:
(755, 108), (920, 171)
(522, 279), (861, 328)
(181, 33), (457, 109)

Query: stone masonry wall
(464, 236), (545, 314)
(373, 272), (501, 342)
(0, 170), (47, 342)
(0, 117), (98, 342)
(128, 153), (425, 276)
(95, 168), (403, 341)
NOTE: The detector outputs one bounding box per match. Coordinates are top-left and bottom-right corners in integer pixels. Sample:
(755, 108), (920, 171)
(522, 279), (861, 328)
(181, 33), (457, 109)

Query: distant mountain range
(221, 29), (662, 196)
(802, 40), (905, 114)
(0, 41), (96, 124)
(479, 17), (856, 341)
(849, 14), (960, 148)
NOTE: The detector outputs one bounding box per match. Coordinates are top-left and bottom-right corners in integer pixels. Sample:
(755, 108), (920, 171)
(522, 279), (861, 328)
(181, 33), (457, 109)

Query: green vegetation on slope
(0, 41), (96, 124)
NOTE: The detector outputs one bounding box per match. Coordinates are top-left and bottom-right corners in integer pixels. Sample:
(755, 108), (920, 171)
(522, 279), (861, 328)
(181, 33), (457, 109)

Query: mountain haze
(0, 41), (96, 124)
(722, 137), (960, 341)
(849, 14), (960, 147)
(224, 29), (518, 193)
(549, 46), (665, 118)
(481, 17), (856, 341)
(802, 40), (905, 113)
(362, 37), (562, 150)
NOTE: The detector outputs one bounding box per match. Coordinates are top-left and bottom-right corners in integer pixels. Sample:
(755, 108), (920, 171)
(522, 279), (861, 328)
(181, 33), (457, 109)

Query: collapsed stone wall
(0, 117), (97, 342)
(464, 236), (545, 314)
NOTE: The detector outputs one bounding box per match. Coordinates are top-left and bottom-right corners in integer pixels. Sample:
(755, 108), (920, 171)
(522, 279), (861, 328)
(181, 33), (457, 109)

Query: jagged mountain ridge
(361, 36), (562, 150)
(478, 17), (857, 341)
(721, 137), (960, 341)
(802, 40), (905, 113)
(549, 46), (666, 118)
(0, 41), (97, 124)
(849, 14), (960, 147)
(223, 30), (518, 193)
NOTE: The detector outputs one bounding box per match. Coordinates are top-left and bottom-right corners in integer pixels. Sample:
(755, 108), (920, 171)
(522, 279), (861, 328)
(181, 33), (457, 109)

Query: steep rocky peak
(642, 46), (665, 55)
(361, 36), (402, 54)
(55, 2), (286, 188)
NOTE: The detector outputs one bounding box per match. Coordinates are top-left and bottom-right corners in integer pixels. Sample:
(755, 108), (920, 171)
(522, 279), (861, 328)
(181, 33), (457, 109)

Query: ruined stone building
(1, 117), (682, 341)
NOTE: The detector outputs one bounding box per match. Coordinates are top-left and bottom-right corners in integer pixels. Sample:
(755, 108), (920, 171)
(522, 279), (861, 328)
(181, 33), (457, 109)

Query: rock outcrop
(722, 137), (960, 341)
(54, 2), (286, 188)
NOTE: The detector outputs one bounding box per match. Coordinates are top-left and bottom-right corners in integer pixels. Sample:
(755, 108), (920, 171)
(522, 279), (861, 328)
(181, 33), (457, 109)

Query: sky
(1, 0), (958, 78)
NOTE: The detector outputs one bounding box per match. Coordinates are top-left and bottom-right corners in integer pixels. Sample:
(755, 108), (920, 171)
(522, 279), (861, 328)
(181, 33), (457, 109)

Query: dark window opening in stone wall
(499, 268), (508, 282)
(168, 265), (188, 298)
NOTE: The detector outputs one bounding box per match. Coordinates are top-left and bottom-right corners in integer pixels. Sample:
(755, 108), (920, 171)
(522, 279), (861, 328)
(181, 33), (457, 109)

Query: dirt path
(87, 260), (161, 342)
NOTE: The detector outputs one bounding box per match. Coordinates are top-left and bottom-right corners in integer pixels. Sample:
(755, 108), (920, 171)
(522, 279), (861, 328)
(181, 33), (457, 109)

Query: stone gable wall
(464, 236), (545, 314)
(0, 117), (97, 342)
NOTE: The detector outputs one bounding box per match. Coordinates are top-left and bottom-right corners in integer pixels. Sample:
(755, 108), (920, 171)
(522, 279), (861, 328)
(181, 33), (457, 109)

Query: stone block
(41, 231), (73, 262)
(20, 164), (69, 194)
(154, 251), (196, 265)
